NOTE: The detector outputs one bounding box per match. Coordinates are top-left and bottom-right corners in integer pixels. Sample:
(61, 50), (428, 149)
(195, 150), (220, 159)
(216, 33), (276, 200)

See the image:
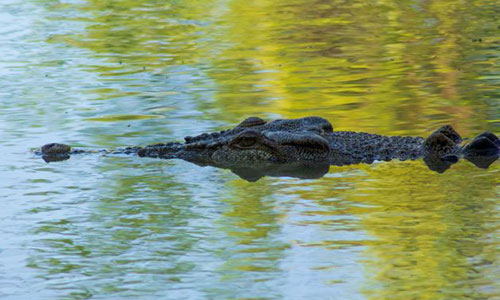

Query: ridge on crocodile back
(37, 116), (499, 180)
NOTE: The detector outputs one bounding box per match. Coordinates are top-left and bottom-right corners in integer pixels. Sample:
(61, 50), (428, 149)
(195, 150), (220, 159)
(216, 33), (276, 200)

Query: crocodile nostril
(41, 143), (71, 155)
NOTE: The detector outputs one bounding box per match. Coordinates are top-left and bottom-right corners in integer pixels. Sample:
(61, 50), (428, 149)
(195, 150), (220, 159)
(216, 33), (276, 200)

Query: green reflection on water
(46, 0), (499, 131)
(8, 0), (499, 299)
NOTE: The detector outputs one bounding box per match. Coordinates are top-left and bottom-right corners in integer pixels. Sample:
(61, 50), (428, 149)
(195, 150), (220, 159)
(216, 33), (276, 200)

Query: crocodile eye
(235, 136), (257, 148)
(230, 130), (262, 149)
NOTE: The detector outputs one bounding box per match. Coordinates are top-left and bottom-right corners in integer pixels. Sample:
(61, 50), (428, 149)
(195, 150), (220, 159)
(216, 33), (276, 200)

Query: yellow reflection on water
(47, 0), (498, 133)
(354, 163), (499, 299)
(216, 178), (288, 277)
(284, 161), (499, 299)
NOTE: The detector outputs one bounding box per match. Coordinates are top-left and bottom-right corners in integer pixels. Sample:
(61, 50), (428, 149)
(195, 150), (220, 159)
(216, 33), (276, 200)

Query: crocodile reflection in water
(38, 116), (499, 181)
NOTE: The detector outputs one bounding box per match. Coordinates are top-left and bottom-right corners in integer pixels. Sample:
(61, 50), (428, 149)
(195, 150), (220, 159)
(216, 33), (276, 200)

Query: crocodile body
(39, 116), (499, 179)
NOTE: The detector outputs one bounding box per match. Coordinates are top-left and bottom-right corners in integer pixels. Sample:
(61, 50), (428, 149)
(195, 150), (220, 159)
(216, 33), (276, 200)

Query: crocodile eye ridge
(238, 117), (266, 127)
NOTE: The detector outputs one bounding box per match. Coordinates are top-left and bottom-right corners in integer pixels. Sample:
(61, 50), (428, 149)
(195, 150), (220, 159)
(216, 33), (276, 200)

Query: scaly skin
(38, 116), (499, 177)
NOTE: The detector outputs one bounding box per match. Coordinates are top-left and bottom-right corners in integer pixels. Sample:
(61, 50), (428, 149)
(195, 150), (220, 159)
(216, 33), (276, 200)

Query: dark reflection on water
(0, 0), (498, 299)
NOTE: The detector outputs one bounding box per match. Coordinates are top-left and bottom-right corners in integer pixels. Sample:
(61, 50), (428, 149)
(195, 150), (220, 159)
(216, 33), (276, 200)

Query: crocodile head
(138, 116), (334, 167)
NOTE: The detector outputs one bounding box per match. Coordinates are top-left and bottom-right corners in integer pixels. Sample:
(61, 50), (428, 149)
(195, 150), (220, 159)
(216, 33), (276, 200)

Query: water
(1, 0), (498, 299)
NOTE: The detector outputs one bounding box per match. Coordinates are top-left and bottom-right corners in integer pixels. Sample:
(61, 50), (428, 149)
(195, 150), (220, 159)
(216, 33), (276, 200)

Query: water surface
(0, 0), (498, 299)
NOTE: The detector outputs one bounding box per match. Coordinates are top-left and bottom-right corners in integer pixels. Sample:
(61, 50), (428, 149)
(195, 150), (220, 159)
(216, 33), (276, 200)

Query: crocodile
(38, 116), (499, 180)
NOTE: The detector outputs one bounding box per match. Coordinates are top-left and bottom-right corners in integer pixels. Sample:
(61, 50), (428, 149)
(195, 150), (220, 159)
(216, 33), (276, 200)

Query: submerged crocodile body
(39, 116), (499, 180)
